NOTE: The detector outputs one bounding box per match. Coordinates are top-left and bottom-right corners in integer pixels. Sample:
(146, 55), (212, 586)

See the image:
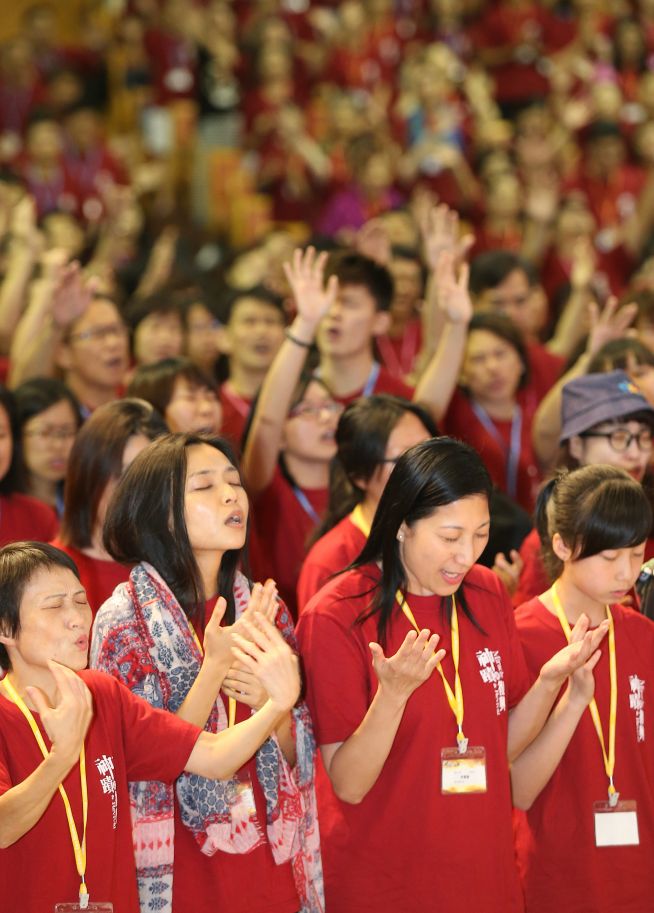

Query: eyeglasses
(580, 428), (654, 452)
(289, 401), (343, 420)
(24, 425), (78, 442)
(67, 323), (129, 344)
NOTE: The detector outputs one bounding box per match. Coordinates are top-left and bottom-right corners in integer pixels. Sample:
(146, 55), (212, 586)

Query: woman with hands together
(297, 437), (609, 913)
(513, 464), (654, 913)
(90, 432), (323, 913)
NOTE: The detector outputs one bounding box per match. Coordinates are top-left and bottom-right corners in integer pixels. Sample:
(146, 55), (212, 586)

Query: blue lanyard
(471, 402), (523, 500)
(362, 361), (381, 397)
(292, 485), (321, 524)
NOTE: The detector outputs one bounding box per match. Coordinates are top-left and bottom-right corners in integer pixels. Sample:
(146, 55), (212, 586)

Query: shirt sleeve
(297, 606), (372, 746)
(112, 677), (202, 782)
(500, 584), (531, 708)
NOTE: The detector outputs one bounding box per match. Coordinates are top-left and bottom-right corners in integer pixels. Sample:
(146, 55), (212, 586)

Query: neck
(388, 311), (413, 338)
(227, 364), (266, 400)
(28, 475), (58, 509)
(546, 574), (608, 627)
(284, 452), (329, 489)
(83, 529), (112, 561)
(474, 395), (517, 421)
(194, 550), (224, 601)
(319, 349), (375, 397)
(3, 662), (58, 710)
(66, 374), (117, 412)
(358, 495), (378, 530)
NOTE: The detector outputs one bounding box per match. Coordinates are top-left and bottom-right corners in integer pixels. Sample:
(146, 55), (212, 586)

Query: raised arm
(413, 249), (472, 422)
(241, 246), (338, 496)
(0, 662), (92, 848)
(321, 629), (445, 804)
(0, 196), (42, 355)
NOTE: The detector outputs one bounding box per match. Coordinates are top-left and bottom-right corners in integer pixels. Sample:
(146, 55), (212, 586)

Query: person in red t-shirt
(427, 252), (543, 511)
(53, 399), (167, 615)
(297, 394), (436, 612)
(512, 464), (654, 913)
(243, 248), (341, 616)
(296, 436), (605, 913)
(0, 386), (58, 546)
(0, 541), (301, 913)
(92, 432), (321, 913)
(217, 287), (286, 450)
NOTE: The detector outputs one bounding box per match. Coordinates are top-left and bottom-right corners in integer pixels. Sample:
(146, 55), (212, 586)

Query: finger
(368, 642), (385, 663)
(208, 596), (227, 628)
(568, 613), (590, 644)
(425, 648), (447, 675)
(231, 631), (263, 660)
(25, 685), (52, 716)
(244, 582), (263, 616)
(395, 629), (419, 658)
(47, 660), (78, 698)
(410, 629), (432, 654)
(231, 644), (257, 671)
(584, 649), (602, 672)
(259, 579), (278, 623)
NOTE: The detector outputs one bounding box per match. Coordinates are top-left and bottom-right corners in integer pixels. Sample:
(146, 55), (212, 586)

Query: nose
(454, 538), (476, 569)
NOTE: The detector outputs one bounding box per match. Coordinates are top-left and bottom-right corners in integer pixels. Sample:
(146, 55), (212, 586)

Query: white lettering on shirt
(628, 675), (645, 743)
(95, 753), (118, 829)
(476, 648), (506, 714)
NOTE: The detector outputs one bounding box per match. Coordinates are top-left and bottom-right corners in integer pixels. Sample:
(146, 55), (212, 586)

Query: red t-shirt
(296, 513), (367, 613)
(51, 539), (131, 617)
(375, 318), (423, 382)
(443, 388), (541, 512)
(219, 384), (253, 452)
(0, 492), (58, 546)
(0, 670), (200, 913)
(296, 563), (530, 913)
(173, 600), (299, 913)
(249, 466), (328, 618)
(524, 341), (564, 404)
(514, 598), (654, 913)
(331, 362), (414, 408)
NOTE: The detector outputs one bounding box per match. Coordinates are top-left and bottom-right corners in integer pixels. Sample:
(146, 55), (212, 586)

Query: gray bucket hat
(560, 369), (654, 443)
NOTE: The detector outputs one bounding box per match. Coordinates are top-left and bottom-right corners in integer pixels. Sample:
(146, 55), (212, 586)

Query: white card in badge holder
(231, 778), (257, 821)
(55, 904), (113, 912)
(594, 799), (639, 846)
(441, 745), (487, 794)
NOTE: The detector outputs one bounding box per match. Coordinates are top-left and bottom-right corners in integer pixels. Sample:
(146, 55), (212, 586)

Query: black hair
(13, 377), (82, 429)
(0, 541), (80, 671)
(0, 386), (24, 495)
(588, 337), (654, 372)
(126, 357), (217, 424)
(123, 292), (188, 333)
(536, 465), (653, 581)
(219, 285), (285, 324)
(103, 432), (246, 623)
(465, 310), (530, 389)
(348, 437), (492, 645)
(326, 251), (394, 312)
(469, 250), (538, 297)
(313, 395), (437, 541)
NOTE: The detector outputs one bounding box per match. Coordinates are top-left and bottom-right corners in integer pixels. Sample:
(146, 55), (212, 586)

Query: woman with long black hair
(297, 436), (606, 913)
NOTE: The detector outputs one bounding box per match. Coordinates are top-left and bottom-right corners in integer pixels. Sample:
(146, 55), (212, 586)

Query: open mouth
(225, 511), (244, 527)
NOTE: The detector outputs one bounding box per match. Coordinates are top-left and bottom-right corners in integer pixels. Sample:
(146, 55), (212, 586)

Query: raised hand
(202, 596), (233, 671)
(586, 295), (637, 358)
(231, 614), (300, 712)
(282, 246), (339, 331)
(435, 249), (472, 324)
(49, 261), (97, 330)
(222, 579), (279, 693)
(492, 549), (524, 597)
(539, 614), (609, 693)
(221, 660), (267, 709)
(418, 202), (474, 273)
(369, 629), (446, 705)
(26, 661), (93, 767)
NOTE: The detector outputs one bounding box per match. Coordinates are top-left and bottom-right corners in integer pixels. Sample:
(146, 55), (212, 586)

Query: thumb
(25, 685), (52, 717)
(369, 642), (385, 668)
(210, 596), (227, 627)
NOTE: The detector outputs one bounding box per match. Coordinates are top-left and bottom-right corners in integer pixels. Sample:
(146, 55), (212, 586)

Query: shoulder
(463, 564), (506, 601)
(300, 565), (379, 626)
(613, 604), (654, 639)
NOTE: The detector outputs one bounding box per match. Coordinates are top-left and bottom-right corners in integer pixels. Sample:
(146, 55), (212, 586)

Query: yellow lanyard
(350, 504), (371, 538)
(2, 676), (89, 906)
(396, 590), (468, 752)
(188, 608), (236, 728)
(551, 584), (618, 805)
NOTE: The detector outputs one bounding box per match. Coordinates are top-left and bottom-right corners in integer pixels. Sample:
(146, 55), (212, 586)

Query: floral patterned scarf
(90, 562), (323, 913)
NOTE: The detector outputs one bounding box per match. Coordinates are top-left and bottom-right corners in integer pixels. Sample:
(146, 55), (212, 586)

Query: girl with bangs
(513, 464), (654, 913)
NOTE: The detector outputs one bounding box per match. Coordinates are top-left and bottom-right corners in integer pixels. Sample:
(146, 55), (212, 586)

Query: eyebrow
(188, 466), (240, 479)
(438, 521), (491, 530)
(41, 588), (87, 600)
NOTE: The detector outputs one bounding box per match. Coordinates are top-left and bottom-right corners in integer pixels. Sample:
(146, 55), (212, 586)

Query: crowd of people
(0, 1), (654, 912)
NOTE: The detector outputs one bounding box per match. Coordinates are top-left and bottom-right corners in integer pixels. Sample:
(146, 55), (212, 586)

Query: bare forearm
(532, 352), (591, 468)
(507, 674), (561, 762)
(510, 690), (586, 809)
(0, 247), (35, 352)
(324, 686), (407, 804)
(547, 288), (591, 359)
(185, 699), (285, 780)
(0, 752), (76, 847)
(413, 320), (467, 422)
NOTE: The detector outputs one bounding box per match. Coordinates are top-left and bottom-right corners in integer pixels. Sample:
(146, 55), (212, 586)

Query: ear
(371, 310), (391, 337)
(552, 531), (572, 563)
(0, 625), (17, 651)
(568, 435), (584, 462)
(397, 521), (409, 543)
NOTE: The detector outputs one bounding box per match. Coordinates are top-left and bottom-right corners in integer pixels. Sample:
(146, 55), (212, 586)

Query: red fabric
(564, 165), (647, 230)
(296, 563), (529, 913)
(442, 388), (541, 512)
(16, 159), (80, 218)
(0, 492), (58, 546)
(173, 599), (299, 913)
(144, 28), (198, 104)
(375, 318), (423, 382)
(51, 539), (130, 617)
(331, 363), (414, 408)
(0, 670), (200, 913)
(219, 384), (252, 452)
(514, 598), (654, 913)
(249, 466), (328, 618)
(524, 341), (564, 403)
(296, 514), (367, 613)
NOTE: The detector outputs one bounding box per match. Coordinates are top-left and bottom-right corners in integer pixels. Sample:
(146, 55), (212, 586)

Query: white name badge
(55, 904), (113, 912)
(594, 800), (640, 847)
(441, 745), (487, 794)
(231, 779), (256, 820)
